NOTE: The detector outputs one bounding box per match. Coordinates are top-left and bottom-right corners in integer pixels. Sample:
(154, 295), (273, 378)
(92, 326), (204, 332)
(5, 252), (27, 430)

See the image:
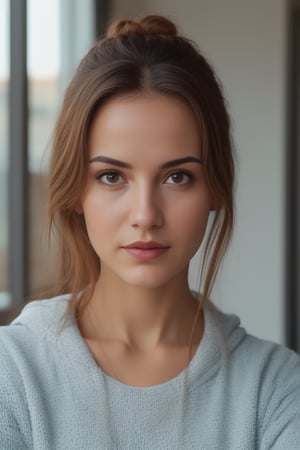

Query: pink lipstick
(122, 241), (169, 261)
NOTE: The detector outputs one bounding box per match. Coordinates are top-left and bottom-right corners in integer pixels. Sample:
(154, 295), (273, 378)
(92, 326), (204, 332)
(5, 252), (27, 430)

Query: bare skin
(78, 283), (204, 386)
(76, 94), (211, 386)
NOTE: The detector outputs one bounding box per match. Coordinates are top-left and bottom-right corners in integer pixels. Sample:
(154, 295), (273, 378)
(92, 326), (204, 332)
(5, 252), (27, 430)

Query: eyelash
(95, 170), (194, 186)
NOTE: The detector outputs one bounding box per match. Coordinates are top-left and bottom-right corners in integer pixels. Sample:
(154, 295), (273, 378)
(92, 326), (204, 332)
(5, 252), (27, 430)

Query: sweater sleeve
(0, 329), (30, 449)
(260, 347), (300, 449)
(0, 405), (28, 450)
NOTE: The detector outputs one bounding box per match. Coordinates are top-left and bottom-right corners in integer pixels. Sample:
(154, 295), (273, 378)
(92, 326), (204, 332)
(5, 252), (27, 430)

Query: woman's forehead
(88, 93), (202, 161)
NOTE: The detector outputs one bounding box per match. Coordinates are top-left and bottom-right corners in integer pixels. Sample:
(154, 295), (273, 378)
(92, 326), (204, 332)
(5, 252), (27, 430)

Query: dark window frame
(9, 0), (28, 311)
(286, 1), (300, 352)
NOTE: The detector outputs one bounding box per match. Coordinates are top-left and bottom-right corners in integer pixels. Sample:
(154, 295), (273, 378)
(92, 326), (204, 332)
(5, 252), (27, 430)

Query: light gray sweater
(1, 294), (300, 449)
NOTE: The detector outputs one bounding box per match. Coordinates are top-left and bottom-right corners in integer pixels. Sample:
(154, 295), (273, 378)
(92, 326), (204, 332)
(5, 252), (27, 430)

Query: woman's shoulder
(2, 293), (70, 329)
(209, 302), (299, 362)
(0, 295), (72, 449)
(206, 302), (300, 386)
(0, 294), (72, 362)
(207, 304), (300, 446)
(212, 305), (300, 397)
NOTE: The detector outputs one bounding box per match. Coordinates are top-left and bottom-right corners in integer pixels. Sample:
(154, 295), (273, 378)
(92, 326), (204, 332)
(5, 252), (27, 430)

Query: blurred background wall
(1, 0), (299, 349)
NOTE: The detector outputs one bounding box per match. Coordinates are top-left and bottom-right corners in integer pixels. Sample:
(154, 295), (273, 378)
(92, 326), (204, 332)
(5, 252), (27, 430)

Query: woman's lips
(122, 241), (169, 260)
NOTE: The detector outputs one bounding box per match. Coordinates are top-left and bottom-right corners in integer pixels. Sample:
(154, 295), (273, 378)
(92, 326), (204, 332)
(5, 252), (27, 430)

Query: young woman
(1, 15), (300, 450)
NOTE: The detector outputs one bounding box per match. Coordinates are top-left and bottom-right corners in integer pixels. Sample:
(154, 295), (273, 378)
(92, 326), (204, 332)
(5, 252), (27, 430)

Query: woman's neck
(77, 273), (203, 352)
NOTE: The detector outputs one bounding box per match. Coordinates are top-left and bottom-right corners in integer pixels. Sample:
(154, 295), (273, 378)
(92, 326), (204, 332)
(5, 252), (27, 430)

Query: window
(0, 0), (97, 322)
(27, 0), (61, 295)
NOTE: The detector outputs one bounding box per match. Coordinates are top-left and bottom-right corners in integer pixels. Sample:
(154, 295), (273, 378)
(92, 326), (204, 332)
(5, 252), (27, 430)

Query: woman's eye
(165, 171), (192, 185)
(96, 171), (124, 185)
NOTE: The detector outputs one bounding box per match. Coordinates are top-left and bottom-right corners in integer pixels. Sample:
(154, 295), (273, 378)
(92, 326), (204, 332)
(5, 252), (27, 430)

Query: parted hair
(48, 15), (234, 346)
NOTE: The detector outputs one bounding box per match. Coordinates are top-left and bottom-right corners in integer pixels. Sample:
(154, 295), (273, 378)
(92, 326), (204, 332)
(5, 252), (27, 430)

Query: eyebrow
(88, 155), (203, 169)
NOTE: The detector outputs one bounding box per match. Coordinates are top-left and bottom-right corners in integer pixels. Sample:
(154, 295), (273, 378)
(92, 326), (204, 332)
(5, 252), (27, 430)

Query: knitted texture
(1, 295), (300, 449)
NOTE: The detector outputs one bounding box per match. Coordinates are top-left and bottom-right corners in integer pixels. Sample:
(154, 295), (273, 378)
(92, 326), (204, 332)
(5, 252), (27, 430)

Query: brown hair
(49, 15), (234, 353)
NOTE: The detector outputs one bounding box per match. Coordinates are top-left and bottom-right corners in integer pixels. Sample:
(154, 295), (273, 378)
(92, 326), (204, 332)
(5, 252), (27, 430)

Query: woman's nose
(129, 184), (164, 230)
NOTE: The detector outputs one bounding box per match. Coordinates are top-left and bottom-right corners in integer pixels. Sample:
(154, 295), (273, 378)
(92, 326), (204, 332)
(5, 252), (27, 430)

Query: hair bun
(139, 15), (178, 36)
(106, 15), (178, 39)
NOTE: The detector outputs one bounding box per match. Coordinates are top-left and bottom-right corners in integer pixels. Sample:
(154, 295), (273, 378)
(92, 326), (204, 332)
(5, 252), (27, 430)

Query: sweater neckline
(59, 298), (223, 395)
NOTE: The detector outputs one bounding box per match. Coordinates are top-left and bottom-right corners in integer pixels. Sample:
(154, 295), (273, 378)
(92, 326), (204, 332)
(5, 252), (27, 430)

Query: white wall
(110, 0), (288, 343)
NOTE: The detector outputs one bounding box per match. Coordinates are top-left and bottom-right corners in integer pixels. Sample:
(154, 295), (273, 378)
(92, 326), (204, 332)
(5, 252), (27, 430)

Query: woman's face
(79, 94), (212, 289)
